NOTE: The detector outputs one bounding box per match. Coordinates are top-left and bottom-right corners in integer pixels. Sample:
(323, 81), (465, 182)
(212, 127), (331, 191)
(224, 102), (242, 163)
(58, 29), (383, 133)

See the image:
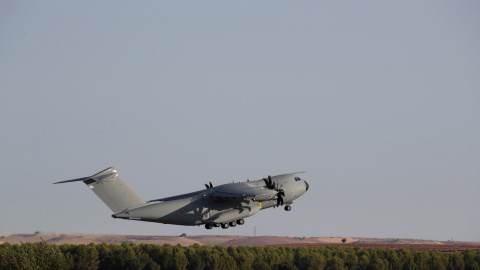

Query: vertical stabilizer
(55, 167), (146, 213)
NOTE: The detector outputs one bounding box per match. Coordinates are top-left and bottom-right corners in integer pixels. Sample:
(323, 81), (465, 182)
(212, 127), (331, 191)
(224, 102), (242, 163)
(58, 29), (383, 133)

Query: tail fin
(54, 167), (146, 213)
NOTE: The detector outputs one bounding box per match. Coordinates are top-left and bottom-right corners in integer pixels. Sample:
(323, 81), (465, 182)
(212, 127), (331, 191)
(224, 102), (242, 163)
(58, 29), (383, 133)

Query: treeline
(1, 242), (479, 270)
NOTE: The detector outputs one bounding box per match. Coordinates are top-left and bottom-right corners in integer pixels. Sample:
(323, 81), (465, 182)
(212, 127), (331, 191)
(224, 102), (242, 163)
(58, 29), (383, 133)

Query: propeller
(276, 189), (285, 207)
(264, 175), (285, 207)
(263, 175), (275, 189)
(204, 182), (213, 189)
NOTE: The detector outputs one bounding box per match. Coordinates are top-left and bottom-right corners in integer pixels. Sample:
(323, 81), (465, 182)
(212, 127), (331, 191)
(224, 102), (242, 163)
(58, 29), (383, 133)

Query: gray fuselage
(113, 174), (309, 226)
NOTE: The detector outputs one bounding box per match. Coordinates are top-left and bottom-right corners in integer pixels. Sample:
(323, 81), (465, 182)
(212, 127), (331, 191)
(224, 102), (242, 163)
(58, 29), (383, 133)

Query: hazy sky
(1, 1), (479, 241)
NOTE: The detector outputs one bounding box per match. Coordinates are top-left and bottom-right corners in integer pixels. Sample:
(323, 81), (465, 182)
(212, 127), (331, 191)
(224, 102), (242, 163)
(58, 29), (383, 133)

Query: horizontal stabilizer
(54, 177), (90, 184)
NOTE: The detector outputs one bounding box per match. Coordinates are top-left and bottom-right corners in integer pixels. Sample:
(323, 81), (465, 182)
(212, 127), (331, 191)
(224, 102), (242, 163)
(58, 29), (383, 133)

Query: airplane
(54, 167), (309, 229)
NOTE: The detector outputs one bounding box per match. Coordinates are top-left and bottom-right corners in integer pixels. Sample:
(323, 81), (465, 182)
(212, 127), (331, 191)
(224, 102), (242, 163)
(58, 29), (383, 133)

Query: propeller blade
(263, 178), (268, 186)
(268, 176), (273, 188)
(209, 182), (213, 188)
(277, 195), (284, 207)
(205, 184), (209, 189)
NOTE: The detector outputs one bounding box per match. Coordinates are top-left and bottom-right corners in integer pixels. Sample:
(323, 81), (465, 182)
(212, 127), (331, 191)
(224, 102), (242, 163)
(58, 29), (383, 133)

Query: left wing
(211, 183), (276, 202)
(148, 190), (204, 203)
(211, 190), (257, 199)
(148, 182), (276, 203)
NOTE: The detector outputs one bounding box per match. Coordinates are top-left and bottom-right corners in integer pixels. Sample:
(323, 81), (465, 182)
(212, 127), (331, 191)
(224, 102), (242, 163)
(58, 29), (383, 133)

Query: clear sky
(1, 1), (479, 241)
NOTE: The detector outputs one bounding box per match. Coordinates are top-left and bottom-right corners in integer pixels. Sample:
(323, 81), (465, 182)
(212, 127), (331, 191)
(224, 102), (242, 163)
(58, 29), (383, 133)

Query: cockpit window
(294, 177), (301, 181)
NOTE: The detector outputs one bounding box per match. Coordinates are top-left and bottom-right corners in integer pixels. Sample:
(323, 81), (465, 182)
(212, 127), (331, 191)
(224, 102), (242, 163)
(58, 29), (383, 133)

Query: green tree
(228, 245), (255, 270)
(303, 252), (327, 270)
(172, 244), (189, 270)
(184, 244), (206, 270)
(427, 251), (447, 270)
(0, 242), (69, 270)
(343, 248), (358, 269)
(326, 256), (345, 270)
(370, 257), (390, 270)
(96, 243), (154, 270)
(397, 248), (415, 270)
(448, 252), (465, 270)
(62, 243), (99, 270)
(463, 250), (480, 270)
(414, 251), (430, 270)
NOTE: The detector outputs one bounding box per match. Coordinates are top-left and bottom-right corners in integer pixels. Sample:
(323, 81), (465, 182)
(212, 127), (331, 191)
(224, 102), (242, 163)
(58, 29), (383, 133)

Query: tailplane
(54, 167), (146, 213)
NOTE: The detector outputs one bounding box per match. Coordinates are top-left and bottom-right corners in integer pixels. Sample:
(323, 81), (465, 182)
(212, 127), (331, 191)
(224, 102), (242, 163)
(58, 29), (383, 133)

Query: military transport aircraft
(54, 167), (309, 229)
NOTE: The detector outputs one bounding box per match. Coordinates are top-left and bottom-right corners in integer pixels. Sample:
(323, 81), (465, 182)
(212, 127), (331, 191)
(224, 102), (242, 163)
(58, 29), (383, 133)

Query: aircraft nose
(304, 181), (309, 191)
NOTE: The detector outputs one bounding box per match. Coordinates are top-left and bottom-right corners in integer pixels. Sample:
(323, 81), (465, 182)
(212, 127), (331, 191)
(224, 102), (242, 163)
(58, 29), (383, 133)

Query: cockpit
(294, 176), (309, 191)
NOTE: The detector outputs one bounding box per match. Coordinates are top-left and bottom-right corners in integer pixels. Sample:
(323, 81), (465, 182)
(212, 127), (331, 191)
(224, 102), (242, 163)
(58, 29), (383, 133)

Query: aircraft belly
(259, 200), (276, 209)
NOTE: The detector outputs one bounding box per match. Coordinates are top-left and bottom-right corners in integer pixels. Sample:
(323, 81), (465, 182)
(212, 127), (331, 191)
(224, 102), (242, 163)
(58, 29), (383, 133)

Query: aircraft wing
(148, 182), (276, 203)
(210, 190), (259, 199)
(148, 190), (203, 203)
(211, 183), (275, 201)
